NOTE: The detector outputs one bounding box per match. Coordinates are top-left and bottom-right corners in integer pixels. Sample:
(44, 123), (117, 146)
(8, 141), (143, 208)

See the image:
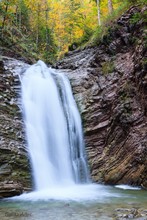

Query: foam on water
(115, 185), (141, 190)
(11, 184), (122, 202)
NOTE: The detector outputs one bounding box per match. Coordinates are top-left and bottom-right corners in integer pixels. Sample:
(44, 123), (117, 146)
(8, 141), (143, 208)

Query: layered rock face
(0, 58), (31, 198)
(56, 6), (147, 188)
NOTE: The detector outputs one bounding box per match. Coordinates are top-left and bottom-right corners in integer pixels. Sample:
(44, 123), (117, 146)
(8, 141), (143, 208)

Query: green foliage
(130, 10), (147, 24)
(80, 28), (94, 43)
(88, 1), (129, 47)
(0, 5), (3, 13)
(129, 0), (147, 5)
(33, 26), (57, 63)
(101, 61), (115, 75)
(0, 25), (38, 62)
(130, 12), (141, 24)
(18, 0), (30, 30)
(0, 0), (58, 63)
(69, 27), (94, 50)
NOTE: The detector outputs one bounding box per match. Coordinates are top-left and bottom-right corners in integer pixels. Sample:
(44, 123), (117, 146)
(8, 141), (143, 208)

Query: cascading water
(18, 60), (122, 201)
(53, 72), (89, 183)
(21, 60), (89, 191)
(5, 59), (140, 202)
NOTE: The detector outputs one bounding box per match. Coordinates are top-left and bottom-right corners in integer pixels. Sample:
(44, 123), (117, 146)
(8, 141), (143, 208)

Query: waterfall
(21, 60), (89, 191)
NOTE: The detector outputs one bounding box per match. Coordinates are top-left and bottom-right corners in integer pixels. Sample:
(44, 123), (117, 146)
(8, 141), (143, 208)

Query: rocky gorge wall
(0, 5), (146, 198)
(56, 6), (147, 188)
(0, 58), (31, 198)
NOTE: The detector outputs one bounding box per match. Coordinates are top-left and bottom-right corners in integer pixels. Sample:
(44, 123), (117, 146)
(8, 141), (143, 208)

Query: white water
(53, 72), (89, 183)
(21, 60), (89, 192)
(115, 185), (140, 190)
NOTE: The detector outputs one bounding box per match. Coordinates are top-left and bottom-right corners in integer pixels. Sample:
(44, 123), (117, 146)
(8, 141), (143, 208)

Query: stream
(0, 186), (147, 220)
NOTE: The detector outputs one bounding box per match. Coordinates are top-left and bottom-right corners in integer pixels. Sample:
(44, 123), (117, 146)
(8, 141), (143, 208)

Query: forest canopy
(0, 0), (146, 63)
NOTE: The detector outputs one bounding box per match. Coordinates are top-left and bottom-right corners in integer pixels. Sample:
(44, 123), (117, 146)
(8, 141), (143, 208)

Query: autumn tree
(0, 0), (128, 61)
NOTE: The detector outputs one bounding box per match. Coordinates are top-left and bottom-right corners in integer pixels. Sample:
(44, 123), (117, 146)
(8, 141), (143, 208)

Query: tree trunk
(19, 0), (22, 30)
(36, 3), (40, 50)
(108, 0), (113, 14)
(45, 2), (50, 61)
(96, 0), (101, 26)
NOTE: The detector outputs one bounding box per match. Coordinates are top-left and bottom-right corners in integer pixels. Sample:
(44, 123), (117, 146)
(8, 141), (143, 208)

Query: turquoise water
(0, 187), (147, 220)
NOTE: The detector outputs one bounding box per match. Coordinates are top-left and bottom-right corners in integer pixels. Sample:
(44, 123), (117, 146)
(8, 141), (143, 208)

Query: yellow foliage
(0, 0), (124, 59)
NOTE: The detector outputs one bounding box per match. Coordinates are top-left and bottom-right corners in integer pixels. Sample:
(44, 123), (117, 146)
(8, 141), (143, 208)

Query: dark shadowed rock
(0, 182), (23, 198)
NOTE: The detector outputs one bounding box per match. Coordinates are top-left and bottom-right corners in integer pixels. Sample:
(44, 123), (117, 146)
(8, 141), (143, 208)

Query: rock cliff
(0, 58), (31, 198)
(56, 6), (147, 188)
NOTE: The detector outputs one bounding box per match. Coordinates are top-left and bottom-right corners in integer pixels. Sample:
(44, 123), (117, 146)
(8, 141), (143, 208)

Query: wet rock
(0, 182), (23, 198)
(114, 208), (147, 220)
